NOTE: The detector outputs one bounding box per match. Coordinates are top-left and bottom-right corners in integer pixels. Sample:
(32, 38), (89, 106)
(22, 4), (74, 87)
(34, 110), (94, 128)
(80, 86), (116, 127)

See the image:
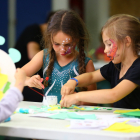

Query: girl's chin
(112, 58), (121, 64)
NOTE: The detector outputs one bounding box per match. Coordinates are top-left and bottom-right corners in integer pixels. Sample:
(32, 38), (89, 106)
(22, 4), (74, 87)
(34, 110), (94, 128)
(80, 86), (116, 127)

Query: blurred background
(1, 0), (140, 61)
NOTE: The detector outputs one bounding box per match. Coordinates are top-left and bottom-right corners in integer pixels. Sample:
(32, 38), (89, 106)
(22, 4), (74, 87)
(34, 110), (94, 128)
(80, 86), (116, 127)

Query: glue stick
(16, 108), (34, 114)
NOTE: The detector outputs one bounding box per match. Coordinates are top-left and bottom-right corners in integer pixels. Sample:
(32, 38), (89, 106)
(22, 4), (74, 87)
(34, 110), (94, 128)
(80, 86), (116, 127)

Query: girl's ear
(125, 36), (132, 47)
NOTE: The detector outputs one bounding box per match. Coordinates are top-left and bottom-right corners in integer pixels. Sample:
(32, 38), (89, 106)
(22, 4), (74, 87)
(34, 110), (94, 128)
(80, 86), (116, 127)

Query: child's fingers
(61, 95), (65, 100)
(60, 99), (64, 108)
(61, 87), (73, 96)
(40, 78), (44, 82)
(33, 78), (44, 89)
(35, 75), (41, 80)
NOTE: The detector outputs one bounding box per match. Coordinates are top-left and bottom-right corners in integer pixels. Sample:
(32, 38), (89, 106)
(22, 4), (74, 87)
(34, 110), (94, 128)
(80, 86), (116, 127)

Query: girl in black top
(61, 14), (140, 109)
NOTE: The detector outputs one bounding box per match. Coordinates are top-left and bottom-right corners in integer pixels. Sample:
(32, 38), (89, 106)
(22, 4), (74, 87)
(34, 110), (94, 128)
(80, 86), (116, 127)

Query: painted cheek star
(108, 39), (117, 60)
(60, 38), (75, 55)
(64, 45), (76, 55)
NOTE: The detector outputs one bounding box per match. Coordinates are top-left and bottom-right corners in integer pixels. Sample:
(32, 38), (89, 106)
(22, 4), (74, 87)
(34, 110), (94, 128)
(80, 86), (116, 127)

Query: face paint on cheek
(108, 39), (117, 60)
(59, 38), (75, 55)
(64, 45), (76, 55)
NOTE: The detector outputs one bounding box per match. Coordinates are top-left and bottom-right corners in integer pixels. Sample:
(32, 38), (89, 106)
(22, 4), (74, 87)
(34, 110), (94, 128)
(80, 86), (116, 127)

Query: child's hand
(61, 80), (76, 98)
(60, 94), (78, 108)
(15, 68), (26, 83)
(14, 68), (26, 92)
(27, 75), (44, 89)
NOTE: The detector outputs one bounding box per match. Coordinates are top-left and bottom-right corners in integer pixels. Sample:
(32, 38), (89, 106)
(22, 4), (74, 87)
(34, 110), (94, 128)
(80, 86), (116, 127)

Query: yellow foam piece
(48, 107), (61, 111)
(80, 108), (85, 110)
(114, 109), (140, 114)
(0, 73), (8, 89)
(0, 91), (4, 100)
(104, 120), (140, 133)
(73, 106), (81, 109)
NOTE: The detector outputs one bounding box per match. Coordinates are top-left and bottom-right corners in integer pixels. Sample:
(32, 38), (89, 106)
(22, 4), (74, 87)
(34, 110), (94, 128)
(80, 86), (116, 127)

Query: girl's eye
(65, 44), (71, 47)
(107, 44), (111, 47)
(54, 43), (59, 46)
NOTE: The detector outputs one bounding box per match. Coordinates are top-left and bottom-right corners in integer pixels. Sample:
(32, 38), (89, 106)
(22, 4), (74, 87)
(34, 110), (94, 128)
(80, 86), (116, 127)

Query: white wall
(8, 0), (16, 48)
(52, 0), (69, 11)
(84, 0), (109, 52)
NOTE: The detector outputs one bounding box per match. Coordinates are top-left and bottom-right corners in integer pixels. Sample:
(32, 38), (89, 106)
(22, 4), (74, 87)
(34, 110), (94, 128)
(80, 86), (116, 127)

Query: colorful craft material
(16, 108), (34, 114)
(104, 120), (140, 133)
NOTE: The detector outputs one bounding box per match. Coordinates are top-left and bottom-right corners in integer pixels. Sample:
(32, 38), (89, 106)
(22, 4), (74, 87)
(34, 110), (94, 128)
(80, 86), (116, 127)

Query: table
(0, 101), (140, 140)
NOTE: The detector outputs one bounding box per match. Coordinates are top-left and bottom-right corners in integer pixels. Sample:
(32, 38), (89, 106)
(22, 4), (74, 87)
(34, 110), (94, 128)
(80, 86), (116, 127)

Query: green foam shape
(107, 108), (112, 110)
(0, 36), (5, 45)
(3, 82), (11, 93)
(122, 111), (140, 117)
(49, 112), (97, 120)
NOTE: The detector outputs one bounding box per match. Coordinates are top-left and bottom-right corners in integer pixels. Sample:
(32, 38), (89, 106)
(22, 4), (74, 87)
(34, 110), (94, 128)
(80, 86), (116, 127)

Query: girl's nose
(60, 45), (66, 51)
(104, 47), (108, 54)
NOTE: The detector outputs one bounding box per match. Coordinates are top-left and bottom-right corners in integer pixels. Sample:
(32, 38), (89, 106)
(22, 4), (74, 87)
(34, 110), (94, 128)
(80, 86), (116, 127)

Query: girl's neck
(121, 54), (138, 69)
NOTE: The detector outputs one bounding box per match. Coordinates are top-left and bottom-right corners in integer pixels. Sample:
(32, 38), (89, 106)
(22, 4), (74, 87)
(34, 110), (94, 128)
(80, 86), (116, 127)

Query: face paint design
(108, 39), (117, 60)
(60, 38), (75, 55)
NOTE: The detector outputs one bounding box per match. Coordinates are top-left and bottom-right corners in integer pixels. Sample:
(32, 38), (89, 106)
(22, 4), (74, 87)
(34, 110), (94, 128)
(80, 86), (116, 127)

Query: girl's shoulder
(75, 51), (92, 64)
(43, 48), (50, 62)
(124, 57), (140, 86)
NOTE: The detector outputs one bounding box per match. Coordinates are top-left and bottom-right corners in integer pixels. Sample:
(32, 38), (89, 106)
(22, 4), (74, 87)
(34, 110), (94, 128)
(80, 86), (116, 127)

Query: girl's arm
(61, 68), (105, 96)
(0, 68), (25, 123)
(79, 60), (97, 106)
(85, 60), (97, 91)
(22, 50), (43, 76)
(76, 79), (137, 103)
(22, 50), (44, 89)
(61, 79), (138, 107)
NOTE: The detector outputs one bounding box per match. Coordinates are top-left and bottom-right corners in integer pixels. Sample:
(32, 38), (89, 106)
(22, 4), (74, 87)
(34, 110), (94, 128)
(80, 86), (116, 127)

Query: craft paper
(8, 48), (21, 63)
(31, 113), (57, 118)
(0, 36), (5, 45)
(114, 109), (140, 114)
(69, 120), (109, 129)
(31, 111), (97, 120)
(0, 91), (4, 100)
(49, 112), (97, 120)
(0, 49), (16, 88)
(3, 82), (11, 93)
(29, 105), (97, 113)
(104, 120), (140, 133)
(121, 111), (140, 117)
(0, 72), (8, 89)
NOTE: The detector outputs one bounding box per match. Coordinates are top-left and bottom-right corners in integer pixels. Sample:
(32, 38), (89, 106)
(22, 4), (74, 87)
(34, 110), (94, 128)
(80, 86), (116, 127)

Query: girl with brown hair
(61, 14), (140, 109)
(22, 10), (96, 103)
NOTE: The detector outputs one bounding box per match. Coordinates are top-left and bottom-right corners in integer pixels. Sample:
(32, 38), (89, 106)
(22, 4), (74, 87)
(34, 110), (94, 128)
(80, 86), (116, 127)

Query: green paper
(49, 112), (97, 120)
(121, 111), (140, 117)
(3, 82), (11, 93)
(84, 107), (95, 111)
(107, 108), (112, 110)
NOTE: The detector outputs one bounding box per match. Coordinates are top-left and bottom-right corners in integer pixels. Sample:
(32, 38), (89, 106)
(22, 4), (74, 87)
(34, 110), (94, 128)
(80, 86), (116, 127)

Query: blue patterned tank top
(43, 49), (91, 102)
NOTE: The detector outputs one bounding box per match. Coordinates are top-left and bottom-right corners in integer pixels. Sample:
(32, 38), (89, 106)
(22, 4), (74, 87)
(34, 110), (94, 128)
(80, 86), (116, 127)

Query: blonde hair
(102, 14), (140, 55)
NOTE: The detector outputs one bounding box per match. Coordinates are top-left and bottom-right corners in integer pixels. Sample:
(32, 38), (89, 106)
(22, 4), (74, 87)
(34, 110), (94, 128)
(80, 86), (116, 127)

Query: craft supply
(43, 95), (58, 106)
(16, 108), (34, 114)
(107, 108), (112, 110)
(28, 86), (44, 96)
(4, 117), (11, 122)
